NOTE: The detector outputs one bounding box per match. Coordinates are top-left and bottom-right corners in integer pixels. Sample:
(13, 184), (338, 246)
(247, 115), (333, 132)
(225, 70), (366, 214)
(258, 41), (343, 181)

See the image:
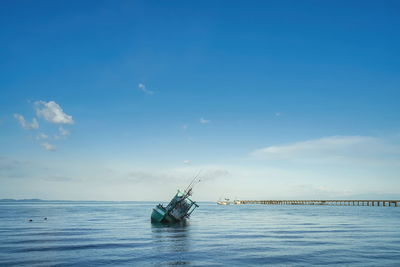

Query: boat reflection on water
(151, 222), (191, 265)
(149, 176), (200, 265)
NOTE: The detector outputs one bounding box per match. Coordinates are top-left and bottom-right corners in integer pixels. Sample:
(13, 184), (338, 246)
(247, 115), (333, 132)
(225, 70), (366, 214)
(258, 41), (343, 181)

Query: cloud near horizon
(107, 165), (230, 186)
(251, 135), (400, 165)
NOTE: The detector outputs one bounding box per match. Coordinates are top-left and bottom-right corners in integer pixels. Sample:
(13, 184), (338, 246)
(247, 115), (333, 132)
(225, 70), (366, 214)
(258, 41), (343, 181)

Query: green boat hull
(151, 190), (198, 223)
(151, 205), (177, 223)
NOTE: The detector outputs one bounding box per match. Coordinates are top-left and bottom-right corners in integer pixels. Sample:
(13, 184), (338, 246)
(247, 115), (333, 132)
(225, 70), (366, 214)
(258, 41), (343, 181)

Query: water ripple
(0, 202), (399, 266)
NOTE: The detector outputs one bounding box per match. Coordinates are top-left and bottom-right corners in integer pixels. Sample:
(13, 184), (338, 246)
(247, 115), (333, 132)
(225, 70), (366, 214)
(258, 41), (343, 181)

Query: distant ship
(217, 198), (231, 205)
(217, 198), (241, 205)
(151, 178), (199, 223)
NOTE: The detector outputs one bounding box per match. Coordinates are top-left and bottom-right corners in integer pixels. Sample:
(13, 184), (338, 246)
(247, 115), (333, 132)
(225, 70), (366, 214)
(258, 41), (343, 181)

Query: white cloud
(35, 101), (74, 124)
(14, 114), (39, 130)
(201, 169), (229, 180)
(183, 160), (191, 165)
(59, 126), (70, 136)
(54, 126), (70, 139)
(200, 118), (210, 124)
(138, 83), (154, 95)
(122, 170), (189, 184)
(36, 133), (48, 140)
(287, 183), (354, 199)
(109, 165), (229, 185)
(41, 142), (55, 151)
(252, 135), (400, 165)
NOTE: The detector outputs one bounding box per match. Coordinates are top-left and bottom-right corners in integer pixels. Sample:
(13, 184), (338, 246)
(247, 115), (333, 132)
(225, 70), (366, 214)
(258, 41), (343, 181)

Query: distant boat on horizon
(217, 198), (241, 205)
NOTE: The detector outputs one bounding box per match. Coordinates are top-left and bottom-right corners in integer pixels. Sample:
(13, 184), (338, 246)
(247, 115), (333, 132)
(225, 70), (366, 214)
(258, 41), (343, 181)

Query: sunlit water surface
(0, 202), (399, 266)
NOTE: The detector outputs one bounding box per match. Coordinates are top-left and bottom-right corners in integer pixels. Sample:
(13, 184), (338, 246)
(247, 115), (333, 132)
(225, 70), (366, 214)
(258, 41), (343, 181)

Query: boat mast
(184, 170), (202, 197)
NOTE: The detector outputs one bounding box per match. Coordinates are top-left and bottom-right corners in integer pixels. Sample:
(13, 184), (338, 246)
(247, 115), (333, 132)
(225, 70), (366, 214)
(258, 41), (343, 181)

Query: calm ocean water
(0, 201), (399, 266)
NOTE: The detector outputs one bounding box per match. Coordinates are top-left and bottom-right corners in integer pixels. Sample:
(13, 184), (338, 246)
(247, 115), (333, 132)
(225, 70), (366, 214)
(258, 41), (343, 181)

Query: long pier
(236, 200), (399, 207)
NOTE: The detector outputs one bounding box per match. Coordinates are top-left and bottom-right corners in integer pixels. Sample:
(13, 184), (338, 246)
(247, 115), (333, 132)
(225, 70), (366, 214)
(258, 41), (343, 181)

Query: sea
(0, 201), (399, 266)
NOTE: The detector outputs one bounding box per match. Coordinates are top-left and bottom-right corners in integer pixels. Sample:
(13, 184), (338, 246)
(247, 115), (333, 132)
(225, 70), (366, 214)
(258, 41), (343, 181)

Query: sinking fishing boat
(151, 178), (199, 223)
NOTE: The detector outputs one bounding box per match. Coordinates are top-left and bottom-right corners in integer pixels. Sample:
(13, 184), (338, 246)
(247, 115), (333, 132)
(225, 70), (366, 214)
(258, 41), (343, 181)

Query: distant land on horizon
(0, 199), (150, 202)
(0, 198), (44, 202)
(2, 194), (400, 203)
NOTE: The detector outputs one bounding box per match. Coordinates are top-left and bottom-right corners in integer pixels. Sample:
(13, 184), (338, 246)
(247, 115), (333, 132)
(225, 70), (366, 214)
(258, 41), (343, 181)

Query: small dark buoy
(29, 219), (33, 222)
(44, 217), (47, 220)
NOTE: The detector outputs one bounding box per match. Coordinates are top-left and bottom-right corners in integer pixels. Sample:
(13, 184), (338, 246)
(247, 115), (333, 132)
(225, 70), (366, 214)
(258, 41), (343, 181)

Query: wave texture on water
(0, 202), (399, 266)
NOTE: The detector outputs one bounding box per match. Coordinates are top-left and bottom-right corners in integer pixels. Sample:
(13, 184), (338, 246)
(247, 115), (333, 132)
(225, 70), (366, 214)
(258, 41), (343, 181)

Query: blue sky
(1, 0), (400, 200)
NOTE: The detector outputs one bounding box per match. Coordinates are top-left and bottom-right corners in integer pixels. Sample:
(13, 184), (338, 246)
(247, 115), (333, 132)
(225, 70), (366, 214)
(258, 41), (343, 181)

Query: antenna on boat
(184, 170), (202, 196)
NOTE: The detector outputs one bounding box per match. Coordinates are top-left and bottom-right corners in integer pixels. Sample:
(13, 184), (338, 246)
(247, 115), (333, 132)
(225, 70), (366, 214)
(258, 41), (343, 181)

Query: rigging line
(185, 169), (202, 194)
